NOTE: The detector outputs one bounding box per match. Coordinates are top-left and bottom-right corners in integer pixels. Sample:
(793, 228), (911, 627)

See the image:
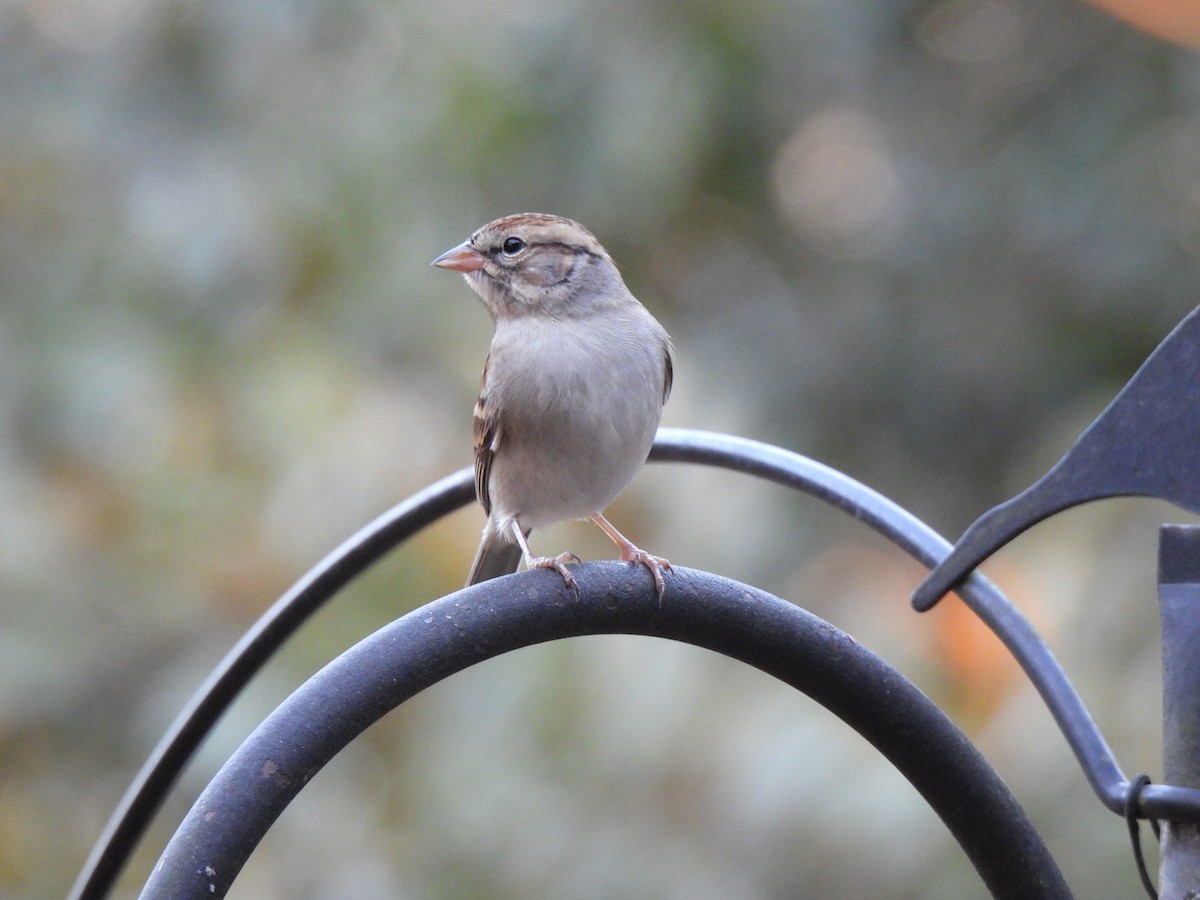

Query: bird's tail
(466, 528), (526, 586)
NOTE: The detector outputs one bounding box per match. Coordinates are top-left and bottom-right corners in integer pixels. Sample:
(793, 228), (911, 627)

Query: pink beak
(432, 241), (486, 272)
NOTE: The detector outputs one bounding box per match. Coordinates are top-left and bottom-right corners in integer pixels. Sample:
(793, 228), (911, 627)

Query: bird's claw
(529, 546), (671, 599)
(621, 548), (672, 599)
(527, 551), (581, 589)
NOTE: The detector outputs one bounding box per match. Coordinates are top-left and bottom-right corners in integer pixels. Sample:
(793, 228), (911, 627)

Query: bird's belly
(483, 314), (665, 530)
(490, 385), (657, 528)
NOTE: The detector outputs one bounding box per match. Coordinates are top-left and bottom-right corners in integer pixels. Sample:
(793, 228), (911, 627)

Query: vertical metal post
(1158, 525), (1200, 898)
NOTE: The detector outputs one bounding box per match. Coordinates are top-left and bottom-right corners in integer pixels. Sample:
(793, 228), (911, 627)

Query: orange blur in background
(1085, 0), (1200, 47)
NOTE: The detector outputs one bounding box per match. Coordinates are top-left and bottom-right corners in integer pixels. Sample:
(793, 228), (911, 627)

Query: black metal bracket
(913, 304), (1200, 612)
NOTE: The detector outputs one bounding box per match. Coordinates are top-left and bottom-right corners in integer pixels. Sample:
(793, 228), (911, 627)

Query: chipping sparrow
(433, 213), (675, 595)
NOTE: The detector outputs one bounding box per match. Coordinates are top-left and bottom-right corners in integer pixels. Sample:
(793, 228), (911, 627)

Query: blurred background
(3, 0), (1199, 896)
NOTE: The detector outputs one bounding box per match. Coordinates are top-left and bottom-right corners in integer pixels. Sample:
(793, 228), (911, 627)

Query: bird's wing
(473, 355), (498, 515)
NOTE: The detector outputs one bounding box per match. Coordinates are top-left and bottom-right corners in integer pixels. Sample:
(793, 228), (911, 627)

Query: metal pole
(1158, 524), (1200, 897)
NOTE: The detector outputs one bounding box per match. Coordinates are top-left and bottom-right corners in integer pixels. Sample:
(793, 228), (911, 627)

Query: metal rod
(1158, 525), (1200, 897)
(652, 430), (1135, 815)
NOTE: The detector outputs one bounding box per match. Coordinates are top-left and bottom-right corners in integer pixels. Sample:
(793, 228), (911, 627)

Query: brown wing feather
(661, 339), (674, 405)
(473, 357), (496, 515)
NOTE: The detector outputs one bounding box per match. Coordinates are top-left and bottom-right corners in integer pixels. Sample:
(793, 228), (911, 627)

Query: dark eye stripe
(490, 240), (598, 260)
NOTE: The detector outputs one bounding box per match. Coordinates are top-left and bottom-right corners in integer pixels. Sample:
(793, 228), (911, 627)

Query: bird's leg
(589, 513), (671, 598)
(509, 521), (580, 588)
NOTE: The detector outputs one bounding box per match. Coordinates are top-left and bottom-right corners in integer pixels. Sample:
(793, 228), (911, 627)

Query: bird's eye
(501, 236), (525, 255)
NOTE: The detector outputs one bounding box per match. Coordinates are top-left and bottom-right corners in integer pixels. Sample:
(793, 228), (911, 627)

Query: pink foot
(526, 551), (582, 588)
(620, 546), (672, 598)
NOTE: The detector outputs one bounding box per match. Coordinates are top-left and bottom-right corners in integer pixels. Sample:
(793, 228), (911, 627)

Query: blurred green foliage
(2, 0), (1198, 896)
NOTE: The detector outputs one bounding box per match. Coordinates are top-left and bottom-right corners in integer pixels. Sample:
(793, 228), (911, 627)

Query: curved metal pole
(652, 430), (1200, 822)
(73, 428), (1191, 898)
(69, 470), (475, 900)
(652, 430), (1132, 806)
(140, 565), (1071, 900)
